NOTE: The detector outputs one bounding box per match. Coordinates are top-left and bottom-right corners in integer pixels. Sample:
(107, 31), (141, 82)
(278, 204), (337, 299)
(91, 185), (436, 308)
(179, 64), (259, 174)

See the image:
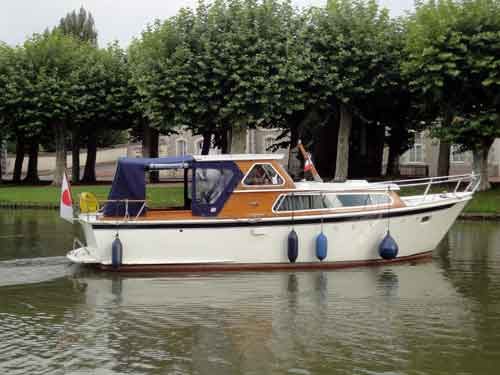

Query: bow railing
(372, 173), (481, 199)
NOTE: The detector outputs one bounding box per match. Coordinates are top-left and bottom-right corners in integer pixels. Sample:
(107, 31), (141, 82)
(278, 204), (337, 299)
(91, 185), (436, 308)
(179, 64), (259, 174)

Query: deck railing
(78, 197), (148, 221)
(372, 173), (481, 199)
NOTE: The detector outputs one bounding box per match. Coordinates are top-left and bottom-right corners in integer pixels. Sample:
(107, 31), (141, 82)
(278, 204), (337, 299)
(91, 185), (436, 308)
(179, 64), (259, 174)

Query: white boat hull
(68, 195), (470, 270)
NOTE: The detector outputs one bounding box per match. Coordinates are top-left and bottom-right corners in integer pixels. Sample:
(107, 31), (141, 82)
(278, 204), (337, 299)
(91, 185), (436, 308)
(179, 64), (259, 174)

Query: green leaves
(404, 0), (500, 149)
(0, 28), (132, 147)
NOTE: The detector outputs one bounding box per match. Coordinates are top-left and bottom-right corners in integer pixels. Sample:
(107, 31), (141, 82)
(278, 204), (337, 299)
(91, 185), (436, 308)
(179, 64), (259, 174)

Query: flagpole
(297, 140), (323, 182)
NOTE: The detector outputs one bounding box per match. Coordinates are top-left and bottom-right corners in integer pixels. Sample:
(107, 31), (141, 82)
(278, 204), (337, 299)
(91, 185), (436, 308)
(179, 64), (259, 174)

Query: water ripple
(1, 221), (500, 374)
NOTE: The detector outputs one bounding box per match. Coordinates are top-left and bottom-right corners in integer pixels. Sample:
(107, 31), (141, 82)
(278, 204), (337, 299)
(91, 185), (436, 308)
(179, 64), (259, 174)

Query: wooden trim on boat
(98, 251), (433, 273)
(91, 202), (457, 229)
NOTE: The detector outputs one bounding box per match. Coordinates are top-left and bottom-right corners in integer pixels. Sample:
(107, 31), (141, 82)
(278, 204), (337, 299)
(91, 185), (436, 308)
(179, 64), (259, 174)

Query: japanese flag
(60, 172), (74, 223)
(304, 153), (313, 172)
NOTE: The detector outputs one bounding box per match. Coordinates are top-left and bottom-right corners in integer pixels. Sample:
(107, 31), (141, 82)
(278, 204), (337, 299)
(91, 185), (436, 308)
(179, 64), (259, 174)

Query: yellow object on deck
(79, 192), (100, 213)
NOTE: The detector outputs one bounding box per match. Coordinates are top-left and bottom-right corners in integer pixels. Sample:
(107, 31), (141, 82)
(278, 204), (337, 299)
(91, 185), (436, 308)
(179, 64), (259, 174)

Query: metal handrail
(371, 173), (481, 199)
(77, 196), (148, 222)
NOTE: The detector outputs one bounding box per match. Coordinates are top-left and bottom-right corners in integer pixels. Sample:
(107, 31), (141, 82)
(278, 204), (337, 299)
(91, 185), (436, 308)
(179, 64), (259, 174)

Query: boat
(66, 153), (480, 271)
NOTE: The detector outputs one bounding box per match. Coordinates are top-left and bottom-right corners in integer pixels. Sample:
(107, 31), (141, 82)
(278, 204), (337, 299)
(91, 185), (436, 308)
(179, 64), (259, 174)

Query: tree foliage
(404, 0), (500, 190)
(59, 6), (98, 46)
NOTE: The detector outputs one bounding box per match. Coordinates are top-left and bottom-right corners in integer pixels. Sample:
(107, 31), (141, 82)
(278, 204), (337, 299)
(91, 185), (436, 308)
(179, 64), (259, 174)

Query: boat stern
(67, 215), (101, 264)
(67, 246), (99, 264)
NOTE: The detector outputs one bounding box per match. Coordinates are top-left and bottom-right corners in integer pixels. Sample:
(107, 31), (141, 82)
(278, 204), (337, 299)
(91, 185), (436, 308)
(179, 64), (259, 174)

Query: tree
(22, 31), (83, 185)
(69, 43), (132, 183)
(0, 43), (11, 183)
(58, 6), (99, 182)
(404, 0), (500, 190)
(129, 0), (310, 156)
(59, 6), (98, 46)
(305, 0), (400, 180)
(0, 42), (47, 184)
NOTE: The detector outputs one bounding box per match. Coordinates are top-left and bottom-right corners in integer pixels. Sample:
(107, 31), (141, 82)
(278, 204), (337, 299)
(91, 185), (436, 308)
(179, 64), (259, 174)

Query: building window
(176, 139), (187, 156)
(450, 145), (465, 163)
(243, 163), (285, 186)
(408, 141), (424, 163)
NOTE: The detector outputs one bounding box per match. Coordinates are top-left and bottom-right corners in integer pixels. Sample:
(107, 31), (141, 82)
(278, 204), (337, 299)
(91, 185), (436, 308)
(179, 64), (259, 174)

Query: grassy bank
(398, 185), (500, 214)
(0, 184), (184, 208)
(0, 184), (498, 214)
(462, 186), (500, 214)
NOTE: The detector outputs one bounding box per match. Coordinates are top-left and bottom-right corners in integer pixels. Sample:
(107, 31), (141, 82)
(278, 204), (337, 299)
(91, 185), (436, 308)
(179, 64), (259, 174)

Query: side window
(275, 194), (327, 212)
(244, 164), (284, 186)
(325, 193), (391, 208)
(275, 193), (392, 212)
(336, 194), (372, 207)
(371, 194), (391, 205)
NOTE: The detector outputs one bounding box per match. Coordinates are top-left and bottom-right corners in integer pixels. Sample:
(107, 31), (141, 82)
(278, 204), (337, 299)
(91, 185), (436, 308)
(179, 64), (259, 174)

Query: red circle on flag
(62, 190), (72, 206)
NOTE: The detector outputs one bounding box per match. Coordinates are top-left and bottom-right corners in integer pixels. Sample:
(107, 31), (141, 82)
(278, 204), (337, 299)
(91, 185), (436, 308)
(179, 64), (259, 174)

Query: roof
(193, 154), (284, 162)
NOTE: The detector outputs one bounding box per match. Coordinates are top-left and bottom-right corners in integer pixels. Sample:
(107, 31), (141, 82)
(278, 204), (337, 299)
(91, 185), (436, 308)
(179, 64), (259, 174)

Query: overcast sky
(1, 0), (415, 47)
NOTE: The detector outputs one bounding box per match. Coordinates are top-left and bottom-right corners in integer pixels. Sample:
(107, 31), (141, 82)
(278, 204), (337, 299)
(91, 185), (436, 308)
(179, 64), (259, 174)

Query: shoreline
(1, 201), (498, 221)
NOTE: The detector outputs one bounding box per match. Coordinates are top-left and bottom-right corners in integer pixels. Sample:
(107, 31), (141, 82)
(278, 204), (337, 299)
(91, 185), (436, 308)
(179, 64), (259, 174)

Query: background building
(399, 133), (500, 178)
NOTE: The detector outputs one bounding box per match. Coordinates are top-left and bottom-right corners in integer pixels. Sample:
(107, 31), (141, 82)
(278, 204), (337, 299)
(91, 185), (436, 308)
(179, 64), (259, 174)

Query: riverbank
(0, 184), (498, 217)
(0, 184), (183, 209)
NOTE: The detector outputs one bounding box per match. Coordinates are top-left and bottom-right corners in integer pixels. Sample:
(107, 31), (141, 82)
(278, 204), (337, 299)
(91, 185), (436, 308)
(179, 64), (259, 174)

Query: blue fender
(112, 235), (123, 269)
(288, 230), (299, 263)
(379, 231), (398, 260)
(316, 232), (328, 261)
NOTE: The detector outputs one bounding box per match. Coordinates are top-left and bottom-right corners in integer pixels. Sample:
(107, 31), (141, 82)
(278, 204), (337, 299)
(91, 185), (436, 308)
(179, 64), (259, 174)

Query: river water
(0, 209), (499, 375)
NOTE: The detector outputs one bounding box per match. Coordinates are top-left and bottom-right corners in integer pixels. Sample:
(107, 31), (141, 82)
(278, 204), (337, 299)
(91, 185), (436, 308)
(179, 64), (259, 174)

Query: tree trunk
(220, 129), (229, 154)
(334, 104), (352, 181)
(365, 125), (385, 178)
(219, 129), (231, 154)
(142, 122), (151, 158)
(71, 127), (80, 183)
(150, 127), (159, 183)
(202, 131), (211, 155)
(142, 124), (159, 183)
(52, 122), (67, 186)
(0, 139), (4, 184)
(82, 131), (97, 184)
(0, 139), (4, 183)
(437, 142), (451, 177)
(437, 110), (452, 177)
(387, 143), (400, 177)
(472, 142), (493, 191)
(13, 135), (25, 183)
(24, 141), (40, 184)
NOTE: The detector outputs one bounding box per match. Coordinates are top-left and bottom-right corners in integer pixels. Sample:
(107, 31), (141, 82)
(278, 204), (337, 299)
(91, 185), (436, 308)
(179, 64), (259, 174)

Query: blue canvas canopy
(103, 156), (194, 217)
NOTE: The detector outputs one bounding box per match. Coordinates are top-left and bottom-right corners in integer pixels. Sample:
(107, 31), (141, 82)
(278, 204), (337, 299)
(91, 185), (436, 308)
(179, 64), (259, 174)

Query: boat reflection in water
(61, 257), (478, 374)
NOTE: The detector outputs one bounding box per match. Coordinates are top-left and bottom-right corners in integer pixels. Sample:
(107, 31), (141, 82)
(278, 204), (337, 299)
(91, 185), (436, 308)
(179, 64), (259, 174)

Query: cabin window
(370, 194), (392, 205)
(275, 194), (327, 211)
(274, 193), (391, 212)
(243, 164), (284, 186)
(328, 193), (391, 208)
